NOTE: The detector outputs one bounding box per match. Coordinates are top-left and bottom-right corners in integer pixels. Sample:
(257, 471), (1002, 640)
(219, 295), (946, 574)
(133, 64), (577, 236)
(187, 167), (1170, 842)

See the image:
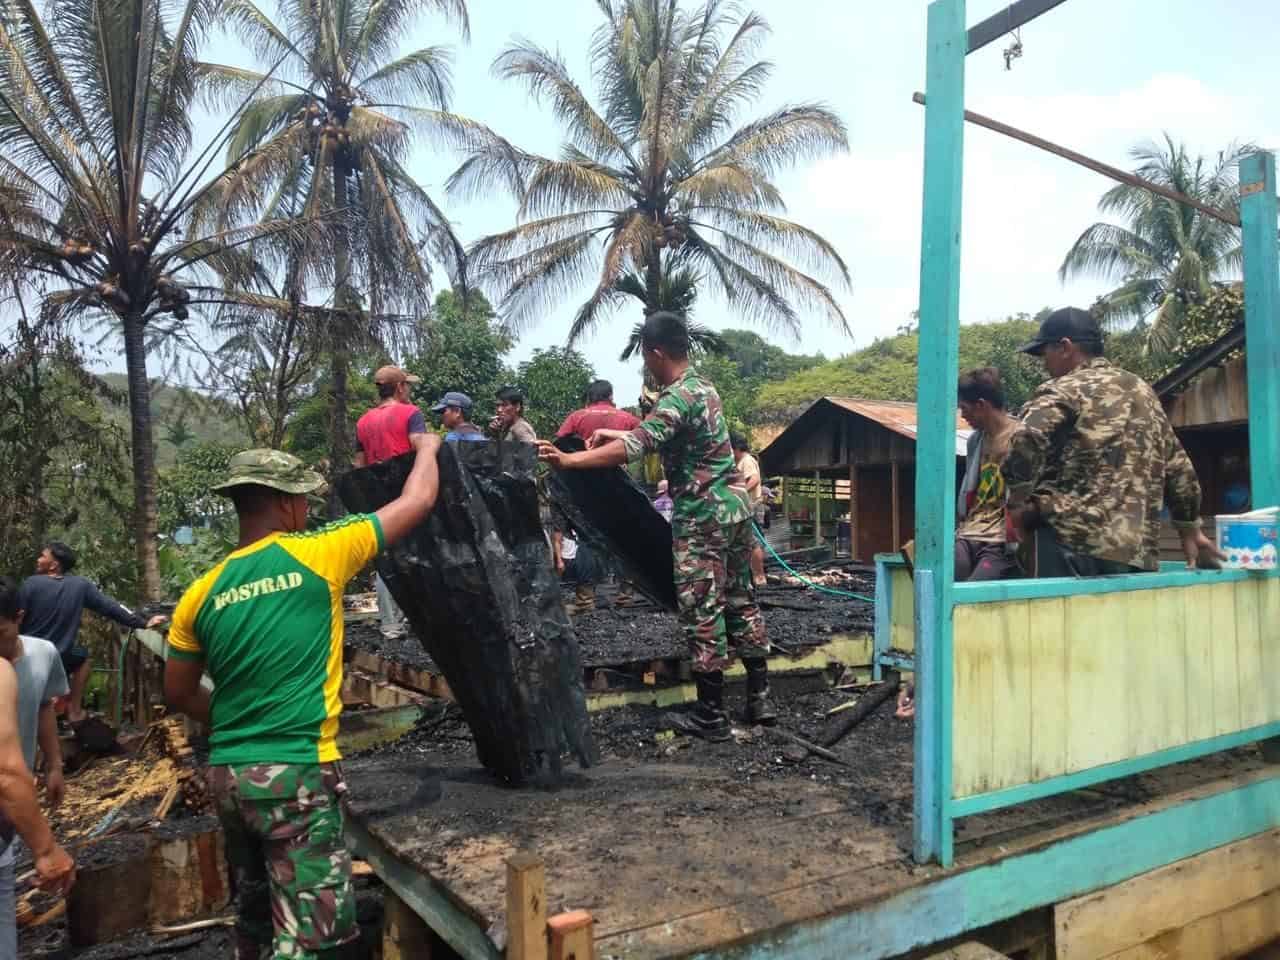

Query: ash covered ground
(349, 680), (915, 832)
(346, 566), (876, 671)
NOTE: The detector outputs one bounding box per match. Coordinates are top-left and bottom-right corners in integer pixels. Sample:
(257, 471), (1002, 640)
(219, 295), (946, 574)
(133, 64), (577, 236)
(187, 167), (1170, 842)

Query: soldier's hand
(1180, 527), (1226, 570)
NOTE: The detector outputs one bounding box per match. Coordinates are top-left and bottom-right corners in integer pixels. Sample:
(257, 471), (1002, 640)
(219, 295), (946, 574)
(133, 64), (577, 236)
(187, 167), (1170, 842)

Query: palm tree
(451, 0), (852, 345)
(0, 0), (325, 598)
(1060, 135), (1254, 355)
(197, 0), (478, 472)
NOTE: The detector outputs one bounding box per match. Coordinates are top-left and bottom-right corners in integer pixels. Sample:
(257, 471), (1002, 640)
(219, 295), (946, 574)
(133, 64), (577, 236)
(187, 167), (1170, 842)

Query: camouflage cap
(212, 448), (329, 497)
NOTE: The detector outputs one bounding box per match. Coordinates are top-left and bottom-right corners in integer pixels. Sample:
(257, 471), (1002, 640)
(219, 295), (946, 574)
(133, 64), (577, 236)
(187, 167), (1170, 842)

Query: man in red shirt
(354, 366), (427, 467)
(555, 380), (641, 607)
(355, 366), (429, 639)
(556, 381), (640, 443)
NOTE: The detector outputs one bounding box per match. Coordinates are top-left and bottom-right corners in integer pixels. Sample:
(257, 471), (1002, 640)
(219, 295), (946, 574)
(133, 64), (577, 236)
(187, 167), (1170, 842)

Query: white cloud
(793, 72), (1274, 353)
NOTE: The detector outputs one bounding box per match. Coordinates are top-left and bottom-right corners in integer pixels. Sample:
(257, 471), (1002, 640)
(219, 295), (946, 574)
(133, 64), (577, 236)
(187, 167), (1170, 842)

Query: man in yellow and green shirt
(164, 443), (441, 960)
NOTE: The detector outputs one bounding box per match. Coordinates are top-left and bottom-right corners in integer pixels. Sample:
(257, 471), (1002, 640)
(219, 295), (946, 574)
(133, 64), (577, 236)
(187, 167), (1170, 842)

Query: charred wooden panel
(546, 436), (678, 611)
(339, 443), (597, 785)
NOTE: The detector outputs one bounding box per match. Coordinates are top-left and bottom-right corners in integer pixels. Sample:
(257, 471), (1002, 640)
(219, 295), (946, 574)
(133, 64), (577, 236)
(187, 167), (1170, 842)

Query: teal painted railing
(909, 0), (1280, 866)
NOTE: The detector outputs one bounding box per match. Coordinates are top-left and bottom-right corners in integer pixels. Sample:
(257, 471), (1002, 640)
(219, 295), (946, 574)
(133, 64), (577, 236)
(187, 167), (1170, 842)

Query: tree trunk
(644, 245), (662, 314)
(122, 316), (161, 601)
(29, 350), (46, 548)
(329, 164), (352, 505)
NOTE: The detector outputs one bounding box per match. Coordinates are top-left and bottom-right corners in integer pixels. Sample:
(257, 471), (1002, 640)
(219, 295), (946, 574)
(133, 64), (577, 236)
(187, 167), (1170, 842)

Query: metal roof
(823, 397), (973, 456)
(758, 397), (973, 475)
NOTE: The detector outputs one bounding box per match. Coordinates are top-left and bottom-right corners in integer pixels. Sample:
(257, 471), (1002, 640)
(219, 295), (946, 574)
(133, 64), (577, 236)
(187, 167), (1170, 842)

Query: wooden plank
(1183, 584), (1217, 742)
(989, 601), (1032, 792)
(1028, 597), (1068, 781)
(1151, 587), (1188, 753)
(890, 461), (900, 552)
(1065, 594), (1128, 772)
(952, 604), (994, 797)
(1208, 582), (1242, 736)
(506, 853), (546, 960)
(1104, 886), (1280, 959)
(1235, 579), (1267, 729)
(1260, 578), (1280, 725)
(891, 567), (916, 652)
(1124, 590), (1163, 756)
(1054, 828), (1280, 960)
(547, 911), (594, 960)
(385, 889), (435, 960)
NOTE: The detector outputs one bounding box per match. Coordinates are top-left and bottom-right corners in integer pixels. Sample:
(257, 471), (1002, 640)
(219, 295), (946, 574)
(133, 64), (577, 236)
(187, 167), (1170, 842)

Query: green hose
(751, 521), (876, 603)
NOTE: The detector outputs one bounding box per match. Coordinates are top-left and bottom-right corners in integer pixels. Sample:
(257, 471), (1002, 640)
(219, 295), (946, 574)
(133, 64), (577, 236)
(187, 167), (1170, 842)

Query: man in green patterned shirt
(539, 312), (771, 741)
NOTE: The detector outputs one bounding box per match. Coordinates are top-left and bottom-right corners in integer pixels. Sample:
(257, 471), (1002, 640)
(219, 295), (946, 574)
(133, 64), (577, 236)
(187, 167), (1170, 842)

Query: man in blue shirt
(432, 392), (486, 441)
(19, 542), (166, 726)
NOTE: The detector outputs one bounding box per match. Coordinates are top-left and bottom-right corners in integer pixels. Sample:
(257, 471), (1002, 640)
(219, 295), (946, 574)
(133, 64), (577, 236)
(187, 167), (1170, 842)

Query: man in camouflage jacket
(1003, 307), (1220, 575)
(539, 312), (771, 741)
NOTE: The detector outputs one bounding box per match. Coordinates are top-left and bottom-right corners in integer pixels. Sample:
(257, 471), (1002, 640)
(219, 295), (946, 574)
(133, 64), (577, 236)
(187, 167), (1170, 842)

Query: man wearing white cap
(355, 365), (427, 639)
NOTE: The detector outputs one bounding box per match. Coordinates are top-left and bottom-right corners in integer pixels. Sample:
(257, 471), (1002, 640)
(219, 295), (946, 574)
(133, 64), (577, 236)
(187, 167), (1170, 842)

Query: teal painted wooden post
(1239, 153), (1279, 507)
(1239, 152), (1280, 764)
(873, 556), (890, 682)
(913, 0), (966, 867)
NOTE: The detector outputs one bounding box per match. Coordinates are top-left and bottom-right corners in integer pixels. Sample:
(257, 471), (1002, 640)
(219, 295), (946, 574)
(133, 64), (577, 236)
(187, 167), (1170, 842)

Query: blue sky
(125, 0), (1280, 401)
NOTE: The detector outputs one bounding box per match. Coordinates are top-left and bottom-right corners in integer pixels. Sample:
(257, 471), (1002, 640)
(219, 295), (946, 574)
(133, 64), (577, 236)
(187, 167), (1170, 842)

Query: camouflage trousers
(674, 518), (769, 672)
(209, 762), (357, 960)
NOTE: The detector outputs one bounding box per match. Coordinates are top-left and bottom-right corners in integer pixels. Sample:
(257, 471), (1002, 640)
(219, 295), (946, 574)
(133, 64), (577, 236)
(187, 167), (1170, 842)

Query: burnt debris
(339, 442), (597, 785)
(545, 435), (678, 610)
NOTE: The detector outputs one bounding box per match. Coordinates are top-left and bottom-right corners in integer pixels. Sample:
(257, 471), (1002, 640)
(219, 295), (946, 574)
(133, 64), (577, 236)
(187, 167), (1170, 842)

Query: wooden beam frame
(965, 0), (1070, 54)
(910, 93), (1241, 227)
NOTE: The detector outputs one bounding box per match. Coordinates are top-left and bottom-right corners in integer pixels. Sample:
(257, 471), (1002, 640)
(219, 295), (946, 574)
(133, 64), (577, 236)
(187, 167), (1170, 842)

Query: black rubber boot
(743, 658), (778, 726)
(667, 672), (731, 742)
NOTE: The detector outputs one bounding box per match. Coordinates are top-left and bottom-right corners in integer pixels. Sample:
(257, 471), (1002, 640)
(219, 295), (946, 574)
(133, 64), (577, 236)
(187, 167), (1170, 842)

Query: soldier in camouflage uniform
(539, 312), (771, 741)
(164, 445), (443, 958)
(1003, 308), (1221, 575)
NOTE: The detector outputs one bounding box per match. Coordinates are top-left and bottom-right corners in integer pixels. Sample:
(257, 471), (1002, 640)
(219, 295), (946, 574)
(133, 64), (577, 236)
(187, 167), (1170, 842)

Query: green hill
(756, 315), (1047, 416)
(100, 374), (250, 468)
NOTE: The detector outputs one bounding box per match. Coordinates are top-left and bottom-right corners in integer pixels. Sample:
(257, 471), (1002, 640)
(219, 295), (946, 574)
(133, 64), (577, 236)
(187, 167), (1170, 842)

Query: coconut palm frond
(354, 0), (468, 75)
(454, 0), (848, 349)
(195, 62), (292, 112)
(520, 157), (632, 219)
(222, 0), (306, 72)
(693, 208), (850, 286)
(358, 46), (453, 108)
(1060, 223), (1162, 284)
(225, 94), (310, 160)
(487, 232), (601, 336)
(494, 40), (634, 165)
(699, 104), (847, 176)
(1065, 136), (1254, 350)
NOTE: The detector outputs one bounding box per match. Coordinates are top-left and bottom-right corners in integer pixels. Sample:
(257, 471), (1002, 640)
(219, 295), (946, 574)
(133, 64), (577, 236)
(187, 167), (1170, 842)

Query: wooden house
(1153, 321), (1250, 554)
(758, 397), (970, 560)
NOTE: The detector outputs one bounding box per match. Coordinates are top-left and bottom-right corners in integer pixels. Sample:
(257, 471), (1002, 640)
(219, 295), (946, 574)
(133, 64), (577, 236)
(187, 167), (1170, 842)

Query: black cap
(1019, 307), (1103, 355)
